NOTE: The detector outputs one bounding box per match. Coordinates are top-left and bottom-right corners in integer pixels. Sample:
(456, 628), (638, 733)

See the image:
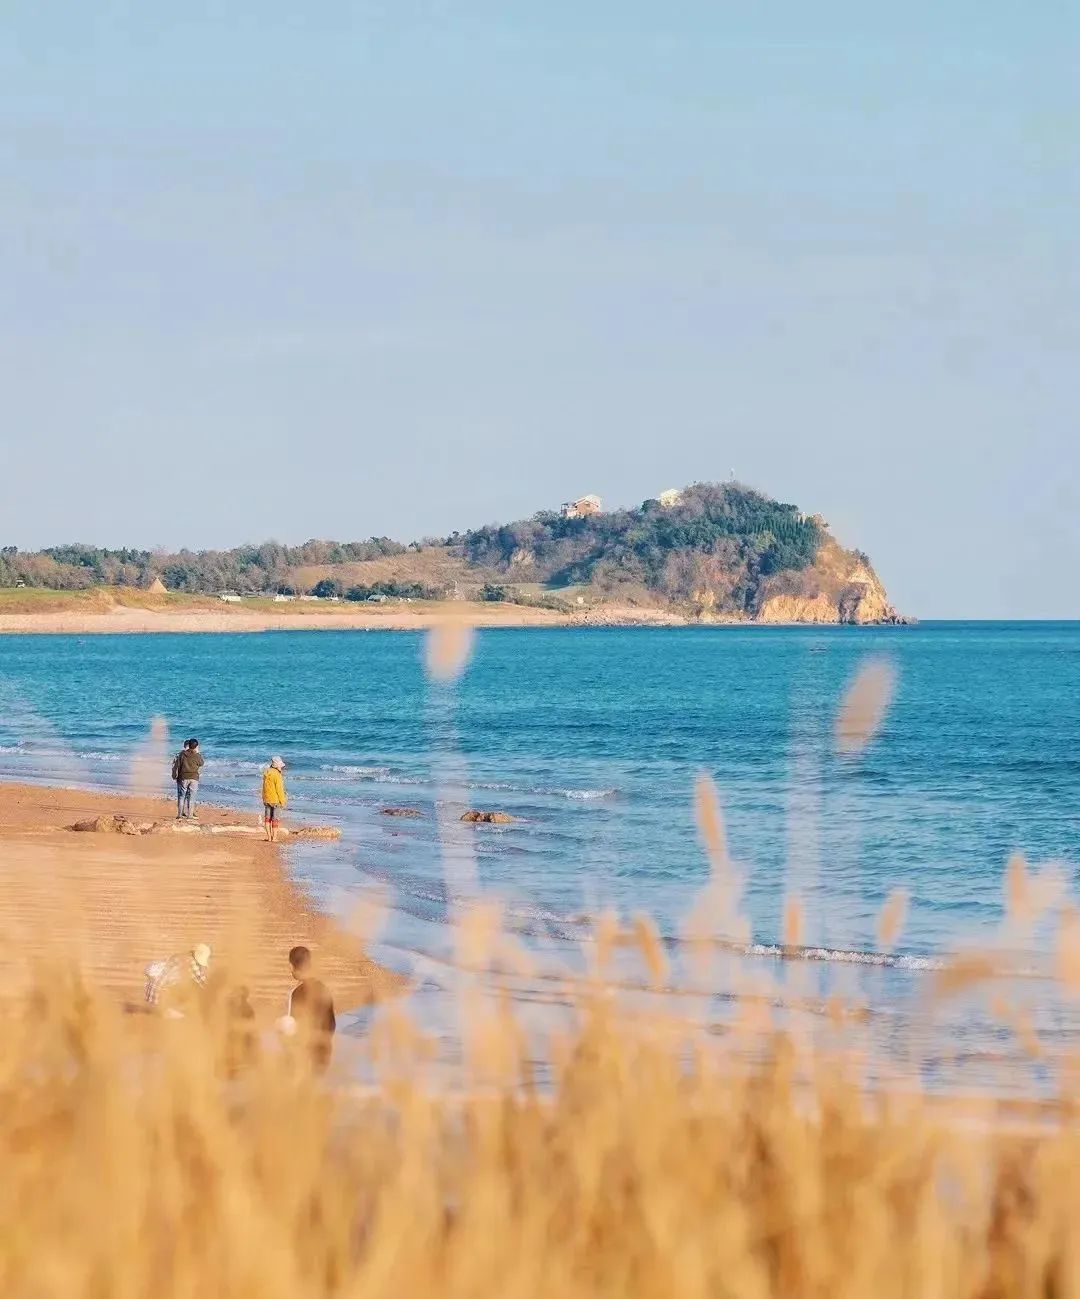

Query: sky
(2, 2), (1077, 618)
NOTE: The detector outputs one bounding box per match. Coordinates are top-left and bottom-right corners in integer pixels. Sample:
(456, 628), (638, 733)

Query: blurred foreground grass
(2, 929), (1078, 1299)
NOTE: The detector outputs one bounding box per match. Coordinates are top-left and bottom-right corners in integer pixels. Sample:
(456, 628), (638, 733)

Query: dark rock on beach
(381, 806), (424, 818)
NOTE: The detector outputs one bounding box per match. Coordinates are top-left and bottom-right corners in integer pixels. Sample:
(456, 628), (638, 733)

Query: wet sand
(0, 782), (405, 1013)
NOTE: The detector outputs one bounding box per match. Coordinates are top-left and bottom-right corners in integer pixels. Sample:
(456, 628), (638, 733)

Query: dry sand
(0, 600), (685, 635)
(0, 781), (404, 1013)
(0, 603), (555, 634)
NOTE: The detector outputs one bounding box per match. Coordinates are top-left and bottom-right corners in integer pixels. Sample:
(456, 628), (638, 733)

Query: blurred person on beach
(144, 943), (212, 1015)
(172, 737), (205, 819)
(278, 945), (336, 1071)
(261, 755), (287, 842)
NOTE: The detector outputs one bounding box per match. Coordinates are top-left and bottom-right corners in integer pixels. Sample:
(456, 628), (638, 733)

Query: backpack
(171, 752), (181, 781)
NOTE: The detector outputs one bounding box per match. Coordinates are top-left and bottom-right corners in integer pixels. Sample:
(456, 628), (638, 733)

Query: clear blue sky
(3, 2), (1077, 617)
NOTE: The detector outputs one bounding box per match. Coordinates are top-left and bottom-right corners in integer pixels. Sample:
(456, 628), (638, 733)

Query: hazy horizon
(4, 3), (1077, 619)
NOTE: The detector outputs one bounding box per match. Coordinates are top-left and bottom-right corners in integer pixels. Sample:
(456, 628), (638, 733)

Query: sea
(2, 622), (1079, 1093)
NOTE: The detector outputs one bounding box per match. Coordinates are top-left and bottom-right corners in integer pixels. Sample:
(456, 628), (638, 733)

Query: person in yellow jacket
(262, 755), (287, 842)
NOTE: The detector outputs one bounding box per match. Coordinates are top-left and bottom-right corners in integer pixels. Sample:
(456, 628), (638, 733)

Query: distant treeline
(1, 484), (827, 613)
(0, 539), (406, 595)
(312, 579), (445, 602)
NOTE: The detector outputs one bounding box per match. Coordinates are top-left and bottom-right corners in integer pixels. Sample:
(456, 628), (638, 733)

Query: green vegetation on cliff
(0, 483), (893, 622)
(460, 484), (822, 610)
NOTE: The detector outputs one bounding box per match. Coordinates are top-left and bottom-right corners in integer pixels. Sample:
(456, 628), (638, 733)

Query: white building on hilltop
(561, 494), (603, 519)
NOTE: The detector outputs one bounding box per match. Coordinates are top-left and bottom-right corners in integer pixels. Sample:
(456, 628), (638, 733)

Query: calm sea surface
(2, 623), (1079, 1087)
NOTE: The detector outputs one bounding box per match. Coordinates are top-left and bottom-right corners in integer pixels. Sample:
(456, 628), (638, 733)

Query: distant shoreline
(0, 600), (692, 635)
(0, 603), (917, 635)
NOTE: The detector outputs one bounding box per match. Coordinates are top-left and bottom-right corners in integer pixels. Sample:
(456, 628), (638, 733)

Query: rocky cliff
(753, 536), (898, 625)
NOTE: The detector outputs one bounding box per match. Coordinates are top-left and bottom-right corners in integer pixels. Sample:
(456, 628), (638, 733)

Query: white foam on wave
(320, 764), (402, 780)
(470, 779), (617, 800)
(315, 766), (616, 801)
(742, 941), (944, 970)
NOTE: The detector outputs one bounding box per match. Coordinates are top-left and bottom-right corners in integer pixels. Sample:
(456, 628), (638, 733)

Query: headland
(0, 481), (910, 631)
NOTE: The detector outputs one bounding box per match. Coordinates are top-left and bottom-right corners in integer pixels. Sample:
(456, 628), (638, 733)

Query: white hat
(270, 755), (286, 770)
(192, 943), (212, 968)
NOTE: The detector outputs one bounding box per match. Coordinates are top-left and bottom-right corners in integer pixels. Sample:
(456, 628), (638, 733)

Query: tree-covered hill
(0, 483), (896, 623)
(457, 483), (823, 609)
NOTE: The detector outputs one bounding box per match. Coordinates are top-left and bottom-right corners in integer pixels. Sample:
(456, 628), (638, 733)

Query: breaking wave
(318, 764), (616, 801)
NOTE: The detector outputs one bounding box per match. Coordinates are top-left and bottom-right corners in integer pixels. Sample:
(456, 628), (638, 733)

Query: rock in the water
(287, 825), (342, 840)
(460, 810), (515, 824)
(381, 806), (423, 818)
(71, 814), (141, 835)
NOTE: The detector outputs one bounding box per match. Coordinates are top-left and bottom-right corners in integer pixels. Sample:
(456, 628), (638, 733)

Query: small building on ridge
(561, 494), (603, 519)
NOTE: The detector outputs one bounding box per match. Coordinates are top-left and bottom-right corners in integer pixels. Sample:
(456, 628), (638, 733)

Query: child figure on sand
(279, 945), (336, 1072)
(262, 755), (287, 841)
(144, 943), (212, 1014)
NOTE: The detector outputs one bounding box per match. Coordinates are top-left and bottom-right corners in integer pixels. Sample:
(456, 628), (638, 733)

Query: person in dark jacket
(285, 945), (336, 1071)
(171, 738), (205, 819)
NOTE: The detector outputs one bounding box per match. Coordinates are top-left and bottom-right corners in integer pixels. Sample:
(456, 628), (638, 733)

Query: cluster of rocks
(69, 806), (516, 837)
(381, 806), (515, 824)
(69, 815), (340, 840)
(71, 813), (143, 836)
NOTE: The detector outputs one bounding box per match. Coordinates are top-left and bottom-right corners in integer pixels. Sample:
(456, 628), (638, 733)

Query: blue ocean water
(1, 623), (1078, 980)
(6, 621), (1080, 1091)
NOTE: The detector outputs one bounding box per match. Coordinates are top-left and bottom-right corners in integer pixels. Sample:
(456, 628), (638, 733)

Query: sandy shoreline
(0, 603), (692, 634)
(0, 781), (404, 1013)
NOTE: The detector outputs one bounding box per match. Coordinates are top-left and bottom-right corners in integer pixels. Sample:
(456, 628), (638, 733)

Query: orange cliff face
(753, 536), (902, 626)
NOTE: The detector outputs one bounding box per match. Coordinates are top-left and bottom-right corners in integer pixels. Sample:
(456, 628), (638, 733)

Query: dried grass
(835, 657), (897, 756)
(425, 618), (476, 684)
(877, 888), (909, 951)
(1, 929), (1079, 1299)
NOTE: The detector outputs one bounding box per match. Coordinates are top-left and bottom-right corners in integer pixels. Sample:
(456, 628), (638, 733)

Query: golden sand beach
(0, 781), (403, 1013)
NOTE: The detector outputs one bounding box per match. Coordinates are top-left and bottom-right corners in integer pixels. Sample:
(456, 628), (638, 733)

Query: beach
(0, 595), (687, 635)
(0, 781), (403, 1013)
